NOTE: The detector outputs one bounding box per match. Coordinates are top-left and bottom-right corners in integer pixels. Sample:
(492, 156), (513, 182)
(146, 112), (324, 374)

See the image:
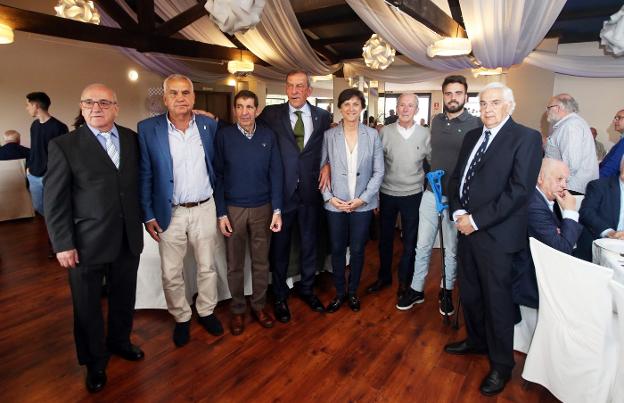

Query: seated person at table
(580, 156), (624, 242)
(0, 130), (30, 161)
(513, 159), (583, 308)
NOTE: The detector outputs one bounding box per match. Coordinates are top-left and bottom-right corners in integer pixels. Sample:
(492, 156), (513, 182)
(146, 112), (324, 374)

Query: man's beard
(444, 100), (465, 114)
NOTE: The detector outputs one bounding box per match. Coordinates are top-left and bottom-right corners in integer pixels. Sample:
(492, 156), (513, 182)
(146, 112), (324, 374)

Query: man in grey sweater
(367, 93), (430, 300)
(396, 75), (481, 315)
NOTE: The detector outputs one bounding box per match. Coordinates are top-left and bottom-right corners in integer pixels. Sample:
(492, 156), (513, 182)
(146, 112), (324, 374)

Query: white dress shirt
(167, 115), (213, 204)
(536, 186), (579, 222)
(600, 178), (624, 237)
(396, 121), (416, 140)
(289, 102), (313, 147)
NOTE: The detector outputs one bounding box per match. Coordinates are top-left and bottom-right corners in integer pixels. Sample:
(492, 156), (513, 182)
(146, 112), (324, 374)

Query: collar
(289, 102), (311, 116)
(552, 112), (577, 129)
(445, 109), (472, 122)
(483, 115), (510, 137)
(86, 123), (118, 138)
(237, 122), (256, 136)
(396, 120), (416, 130)
(536, 186), (555, 210)
(166, 113), (196, 131)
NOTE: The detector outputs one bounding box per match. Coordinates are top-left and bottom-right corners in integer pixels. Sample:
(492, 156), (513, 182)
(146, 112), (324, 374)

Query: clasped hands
(455, 213), (476, 236)
(330, 197), (364, 213)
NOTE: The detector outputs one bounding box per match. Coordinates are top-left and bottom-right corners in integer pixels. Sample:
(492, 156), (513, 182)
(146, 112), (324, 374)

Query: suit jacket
(137, 113), (218, 231)
(44, 125), (143, 265)
(599, 136), (624, 178)
(579, 175), (621, 238)
(0, 143), (30, 161)
(448, 117), (543, 253)
(320, 123), (384, 212)
(258, 101), (331, 212)
(513, 188), (584, 308)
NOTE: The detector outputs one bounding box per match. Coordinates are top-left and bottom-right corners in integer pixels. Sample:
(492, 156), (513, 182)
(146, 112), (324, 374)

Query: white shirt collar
(536, 186), (554, 211)
(289, 102), (311, 116)
(552, 112), (577, 129)
(482, 115), (510, 137)
(166, 113), (196, 131)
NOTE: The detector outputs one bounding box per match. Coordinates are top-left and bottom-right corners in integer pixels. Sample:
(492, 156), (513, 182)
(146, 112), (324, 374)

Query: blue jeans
(27, 173), (44, 215)
(326, 210), (373, 297)
(411, 190), (457, 291)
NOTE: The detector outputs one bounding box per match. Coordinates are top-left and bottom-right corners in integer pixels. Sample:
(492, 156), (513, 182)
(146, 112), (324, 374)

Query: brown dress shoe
(252, 309), (274, 328)
(230, 314), (244, 336)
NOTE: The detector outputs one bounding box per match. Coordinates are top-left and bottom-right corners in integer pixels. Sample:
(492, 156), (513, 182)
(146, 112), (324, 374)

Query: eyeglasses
(80, 99), (117, 109)
(546, 104), (560, 111)
(614, 115), (624, 121)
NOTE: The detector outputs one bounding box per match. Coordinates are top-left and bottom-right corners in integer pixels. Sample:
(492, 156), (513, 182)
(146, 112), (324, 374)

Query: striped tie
(100, 132), (120, 169)
(460, 130), (491, 207)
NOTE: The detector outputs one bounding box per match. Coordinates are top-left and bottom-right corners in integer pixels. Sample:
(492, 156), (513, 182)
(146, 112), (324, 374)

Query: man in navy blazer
(258, 70), (331, 322)
(0, 130), (30, 161)
(513, 159), (583, 309)
(445, 83), (542, 396)
(580, 156), (624, 242)
(138, 74), (223, 347)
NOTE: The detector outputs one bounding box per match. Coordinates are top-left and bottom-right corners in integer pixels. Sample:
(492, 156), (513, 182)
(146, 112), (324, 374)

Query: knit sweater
(379, 122), (430, 196)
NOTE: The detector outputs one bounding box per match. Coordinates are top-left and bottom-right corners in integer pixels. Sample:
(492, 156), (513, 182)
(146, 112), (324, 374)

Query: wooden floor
(0, 216), (559, 403)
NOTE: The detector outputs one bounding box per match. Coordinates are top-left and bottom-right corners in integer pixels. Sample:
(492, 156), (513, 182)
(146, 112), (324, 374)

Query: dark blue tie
(460, 130), (491, 207)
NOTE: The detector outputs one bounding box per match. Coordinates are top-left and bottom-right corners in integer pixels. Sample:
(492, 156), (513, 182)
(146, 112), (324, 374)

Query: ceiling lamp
(54, 0), (100, 25)
(362, 34), (396, 70)
(427, 37), (471, 57)
(472, 67), (504, 77)
(0, 24), (14, 45)
(227, 60), (254, 76)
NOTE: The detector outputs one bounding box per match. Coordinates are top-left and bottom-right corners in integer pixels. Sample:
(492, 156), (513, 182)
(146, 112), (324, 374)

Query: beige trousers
(159, 199), (219, 322)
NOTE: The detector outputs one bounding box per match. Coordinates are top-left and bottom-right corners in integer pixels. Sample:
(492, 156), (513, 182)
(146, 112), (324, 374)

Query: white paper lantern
(54, 0), (100, 25)
(600, 5), (624, 56)
(205, 0), (266, 35)
(362, 34), (396, 70)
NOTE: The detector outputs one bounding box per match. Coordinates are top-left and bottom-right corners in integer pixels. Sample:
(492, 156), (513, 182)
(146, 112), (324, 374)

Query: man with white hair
(544, 93), (598, 194)
(0, 130), (30, 161)
(445, 82), (542, 396)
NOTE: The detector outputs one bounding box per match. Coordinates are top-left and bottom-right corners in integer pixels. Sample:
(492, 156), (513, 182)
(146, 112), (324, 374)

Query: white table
(593, 238), (624, 285)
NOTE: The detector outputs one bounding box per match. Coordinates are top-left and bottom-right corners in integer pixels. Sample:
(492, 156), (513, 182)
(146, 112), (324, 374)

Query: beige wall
(0, 31), (164, 146)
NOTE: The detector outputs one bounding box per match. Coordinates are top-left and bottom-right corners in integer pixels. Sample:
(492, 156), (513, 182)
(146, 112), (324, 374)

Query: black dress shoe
(444, 339), (487, 355)
(348, 295), (361, 312)
(302, 294), (325, 312)
(86, 369), (107, 393)
(479, 370), (511, 396)
(173, 320), (191, 347)
(326, 296), (346, 313)
(109, 344), (144, 361)
(198, 314), (224, 336)
(274, 300), (291, 323)
(366, 279), (391, 294)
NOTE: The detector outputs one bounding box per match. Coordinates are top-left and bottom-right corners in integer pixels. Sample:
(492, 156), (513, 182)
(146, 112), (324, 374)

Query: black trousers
(377, 192), (422, 284)
(270, 203), (320, 300)
(457, 231), (516, 375)
(68, 233), (139, 371)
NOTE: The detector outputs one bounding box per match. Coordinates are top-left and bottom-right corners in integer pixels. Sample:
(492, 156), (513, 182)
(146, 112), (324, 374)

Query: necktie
(293, 110), (305, 151)
(100, 132), (120, 169)
(460, 130), (491, 207)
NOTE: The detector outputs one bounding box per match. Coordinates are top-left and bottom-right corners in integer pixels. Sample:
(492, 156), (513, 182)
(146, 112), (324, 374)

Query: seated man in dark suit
(0, 130), (30, 161)
(580, 155), (624, 243)
(513, 158), (583, 309)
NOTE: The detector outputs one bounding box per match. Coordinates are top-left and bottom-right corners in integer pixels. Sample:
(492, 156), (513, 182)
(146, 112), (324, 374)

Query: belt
(174, 197), (210, 208)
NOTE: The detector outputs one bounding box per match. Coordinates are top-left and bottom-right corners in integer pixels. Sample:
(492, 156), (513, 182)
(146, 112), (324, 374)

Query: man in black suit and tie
(44, 84), (144, 393)
(445, 82), (542, 396)
(258, 70), (331, 321)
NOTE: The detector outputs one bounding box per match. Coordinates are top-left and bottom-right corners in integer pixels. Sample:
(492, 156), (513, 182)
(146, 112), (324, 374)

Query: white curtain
(343, 60), (448, 84)
(460, 0), (565, 67)
(235, 0), (341, 75)
(525, 50), (624, 78)
(345, 0), (473, 71)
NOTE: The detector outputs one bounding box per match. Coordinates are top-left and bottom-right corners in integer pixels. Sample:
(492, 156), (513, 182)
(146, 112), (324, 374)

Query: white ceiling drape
(343, 60), (448, 84)
(460, 0), (565, 68)
(525, 50), (624, 78)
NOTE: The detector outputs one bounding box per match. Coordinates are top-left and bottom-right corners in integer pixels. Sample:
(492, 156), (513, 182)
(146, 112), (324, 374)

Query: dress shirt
(167, 114), (213, 205)
(544, 113), (598, 193)
(396, 121), (416, 140)
(345, 137), (358, 200)
(289, 102), (313, 147)
(600, 178), (624, 237)
(237, 122), (256, 139)
(536, 186), (579, 221)
(86, 123), (120, 154)
(453, 116), (510, 230)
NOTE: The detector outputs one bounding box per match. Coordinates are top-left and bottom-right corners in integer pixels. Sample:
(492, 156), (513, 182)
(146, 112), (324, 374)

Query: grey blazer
(321, 123), (384, 212)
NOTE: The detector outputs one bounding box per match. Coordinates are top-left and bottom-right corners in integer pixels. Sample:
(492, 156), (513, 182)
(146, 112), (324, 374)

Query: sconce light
(0, 24), (14, 44)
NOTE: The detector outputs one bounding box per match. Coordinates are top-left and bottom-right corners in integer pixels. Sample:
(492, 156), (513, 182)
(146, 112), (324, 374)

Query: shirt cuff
(469, 215), (478, 231)
(273, 209), (281, 215)
(145, 218), (156, 224)
(218, 215), (228, 220)
(561, 210), (579, 222)
(601, 228), (615, 238)
(452, 209), (467, 222)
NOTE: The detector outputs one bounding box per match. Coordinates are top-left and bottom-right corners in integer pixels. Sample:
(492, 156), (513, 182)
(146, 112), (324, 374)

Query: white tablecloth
(593, 238), (624, 285)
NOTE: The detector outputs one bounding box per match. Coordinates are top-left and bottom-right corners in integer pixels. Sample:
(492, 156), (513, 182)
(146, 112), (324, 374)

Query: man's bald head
(538, 158), (570, 201)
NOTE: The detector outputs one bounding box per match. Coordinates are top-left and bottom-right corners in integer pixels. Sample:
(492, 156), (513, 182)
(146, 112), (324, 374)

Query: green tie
(294, 110), (305, 151)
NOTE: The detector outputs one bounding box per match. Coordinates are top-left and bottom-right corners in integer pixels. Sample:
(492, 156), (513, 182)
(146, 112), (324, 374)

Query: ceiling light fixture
(472, 67), (504, 77)
(227, 60), (254, 76)
(427, 37), (471, 57)
(362, 34), (396, 70)
(0, 24), (14, 44)
(54, 0), (100, 25)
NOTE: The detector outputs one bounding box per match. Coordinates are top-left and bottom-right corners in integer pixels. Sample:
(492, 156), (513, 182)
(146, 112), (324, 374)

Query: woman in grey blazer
(321, 88), (384, 313)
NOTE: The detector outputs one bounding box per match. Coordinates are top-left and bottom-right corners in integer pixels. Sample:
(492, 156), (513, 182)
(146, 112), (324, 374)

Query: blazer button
(357, 173), (360, 176)
(170, 180), (174, 183)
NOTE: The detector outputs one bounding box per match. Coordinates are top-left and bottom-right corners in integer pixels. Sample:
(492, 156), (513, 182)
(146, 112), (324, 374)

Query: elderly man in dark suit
(0, 130), (30, 161)
(44, 84), (144, 393)
(258, 70), (331, 322)
(445, 82), (542, 396)
(513, 158), (583, 309)
(580, 156), (624, 241)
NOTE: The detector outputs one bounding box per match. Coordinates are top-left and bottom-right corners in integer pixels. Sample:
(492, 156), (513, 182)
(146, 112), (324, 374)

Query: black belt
(175, 197), (210, 208)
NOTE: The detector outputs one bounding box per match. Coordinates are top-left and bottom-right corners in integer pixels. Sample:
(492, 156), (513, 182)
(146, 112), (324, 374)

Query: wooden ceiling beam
(556, 6), (622, 22)
(316, 34), (370, 46)
(0, 4), (262, 63)
(137, 0), (155, 33)
(297, 5), (358, 29)
(155, 2), (208, 37)
(386, 0), (467, 37)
